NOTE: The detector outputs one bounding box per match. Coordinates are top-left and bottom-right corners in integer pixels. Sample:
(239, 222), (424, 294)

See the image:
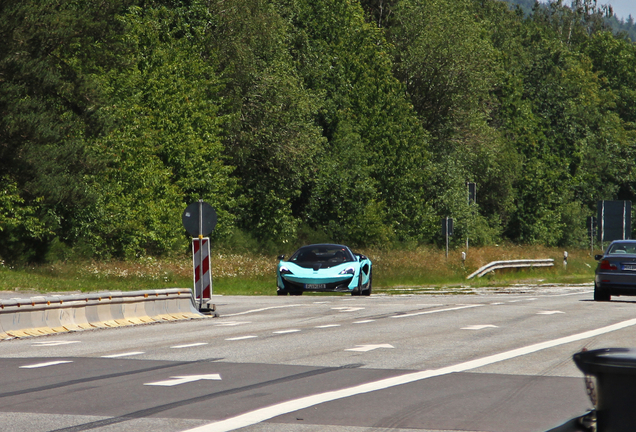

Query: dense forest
(1, 0), (635, 262)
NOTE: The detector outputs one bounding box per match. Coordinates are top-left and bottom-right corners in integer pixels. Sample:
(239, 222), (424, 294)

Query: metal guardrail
(466, 259), (555, 280)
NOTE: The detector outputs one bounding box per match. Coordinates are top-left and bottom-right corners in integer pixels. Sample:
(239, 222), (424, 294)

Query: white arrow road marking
(214, 321), (251, 327)
(353, 320), (375, 324)
(315, 324), (340, 328)
(31, 341), (80, 347)
(171, 343), (208, 349)
(391, 304), (483, 318)
(462, 325), (499, 330)
(225, 336), (257, 341)
(20, 361), (73, 369)
(345, 344), (394, 352)
(332, 307), (365, 312)
(273, 330), (300, 334)
(182, 317), (636, 432)
(102, 352), (145, 358)
(144, 374), (222, 387)
(537, 311), (565, 315)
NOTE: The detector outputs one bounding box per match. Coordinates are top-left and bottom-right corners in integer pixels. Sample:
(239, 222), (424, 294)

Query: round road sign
(182, 201), (217, 237)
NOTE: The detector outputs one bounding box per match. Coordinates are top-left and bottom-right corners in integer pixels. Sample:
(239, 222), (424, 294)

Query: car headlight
(280, 266), (293, 275)
(339, 267), (355, 275)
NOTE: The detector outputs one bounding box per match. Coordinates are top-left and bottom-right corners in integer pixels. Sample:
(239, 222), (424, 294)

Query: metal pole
(198, 199), (203, 311)
(445, 217), (449, 259)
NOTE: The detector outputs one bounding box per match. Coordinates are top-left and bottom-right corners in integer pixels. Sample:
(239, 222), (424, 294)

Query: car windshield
(607, 242), (636, 255)
(289, 245), (355, 268)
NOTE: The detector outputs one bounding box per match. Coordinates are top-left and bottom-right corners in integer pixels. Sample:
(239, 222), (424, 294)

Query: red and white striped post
(192, 237), (211, 301)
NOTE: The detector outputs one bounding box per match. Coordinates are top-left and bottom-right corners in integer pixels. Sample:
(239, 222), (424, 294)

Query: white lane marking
(20, 361), (73, 369)
(537, 311), (565, 315)
(462, 325), (498, 330)
(214, 321), (251, 327)
(315, 324), (340, 328)
(225, 336), (257, 341)
(31, 341), (81, 347)
(491, 302), (504, 305)
(145, 374), (222, 387)
(345, 344), (394, 352)
(544, 291), (593, 297)
(171, 343), (209, 349)
(183, 317), (636, 432)
(353, 320), (375, 324)
(273, 330), (300, 334)
(222, 305), (303, 317)
(331, 307), (365, 312)
(101, 352), (145, 358)
(391, 304), (483, 318)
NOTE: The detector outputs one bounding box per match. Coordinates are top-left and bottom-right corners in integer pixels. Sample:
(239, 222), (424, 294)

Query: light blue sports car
(277, 244), (372, 296)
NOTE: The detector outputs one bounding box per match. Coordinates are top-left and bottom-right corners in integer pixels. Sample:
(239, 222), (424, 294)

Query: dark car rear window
(607, 242), (636, 255)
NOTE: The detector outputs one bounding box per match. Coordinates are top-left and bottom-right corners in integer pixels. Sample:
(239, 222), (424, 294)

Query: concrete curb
(0, 288), (205, 340)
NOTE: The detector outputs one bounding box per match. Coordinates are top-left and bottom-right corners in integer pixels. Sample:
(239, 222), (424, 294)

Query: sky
(600, 0), (635, 21)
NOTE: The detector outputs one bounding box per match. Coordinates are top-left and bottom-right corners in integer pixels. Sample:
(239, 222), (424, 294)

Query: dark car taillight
(600, 260), (618, 270)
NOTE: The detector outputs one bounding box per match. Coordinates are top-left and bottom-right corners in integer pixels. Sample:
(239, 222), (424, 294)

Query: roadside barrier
(466, 259), (555, 279)
(0, 288), (205, 340)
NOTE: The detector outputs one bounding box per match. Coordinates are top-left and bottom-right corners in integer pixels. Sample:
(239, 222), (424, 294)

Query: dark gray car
(594, 240), (636, 301)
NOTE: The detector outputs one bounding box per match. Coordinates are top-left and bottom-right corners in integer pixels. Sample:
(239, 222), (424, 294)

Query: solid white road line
(101, 352), (145, 358)
(391, 304), (483, 318)
(182, 317), (636, 432)
(20, 361), (73, 369)
(171, 343), (209, 349)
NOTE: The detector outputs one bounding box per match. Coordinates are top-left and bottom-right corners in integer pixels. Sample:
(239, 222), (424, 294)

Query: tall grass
(0, 245), (597, 295)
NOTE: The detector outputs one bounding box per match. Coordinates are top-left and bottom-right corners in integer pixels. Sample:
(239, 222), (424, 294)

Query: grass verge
(0, 245), (597, 296)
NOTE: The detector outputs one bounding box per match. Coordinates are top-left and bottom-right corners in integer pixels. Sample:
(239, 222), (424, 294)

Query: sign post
(442, 217), (453, 259)
(182, 200), (217, 312)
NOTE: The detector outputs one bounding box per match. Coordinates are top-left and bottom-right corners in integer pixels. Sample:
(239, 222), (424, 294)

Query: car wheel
(351, 274), (362, 296)
(594, 283), (610, 301)
(290, 289), (303, 296)
(277, 289), (288, 296)
(362, 269), (372, 296)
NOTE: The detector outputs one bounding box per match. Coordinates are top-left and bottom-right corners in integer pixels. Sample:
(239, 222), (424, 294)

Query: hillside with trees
(1, 0), (635, 262)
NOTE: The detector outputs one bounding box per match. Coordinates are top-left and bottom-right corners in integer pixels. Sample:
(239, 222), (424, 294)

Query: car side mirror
(277, 254), (285, 260)
(359, 255), (367, 260)
(594, 254), (603, 261)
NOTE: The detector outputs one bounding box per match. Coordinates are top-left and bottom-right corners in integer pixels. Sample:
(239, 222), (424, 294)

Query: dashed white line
(462, 325), (498, 330)
(353, 320), (375, 324)
(273, 330), (301, 334)
(214, 321), (251, 327)
(537, 311), (565, 315)
(183, 317), (636, 432)
(31, 341), (80, 347)
(225, 336), (257, 341)
(222, 305), (303, 317)
(20, 361), (73, 369)
(391, 304), (483, 318)
(315, 324), (340, 329)
(102, 352), (145, 358)
(171, 343), (208, 349)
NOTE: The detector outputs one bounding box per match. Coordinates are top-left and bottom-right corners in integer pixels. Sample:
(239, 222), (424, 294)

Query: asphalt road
(1, 284), (634, 432)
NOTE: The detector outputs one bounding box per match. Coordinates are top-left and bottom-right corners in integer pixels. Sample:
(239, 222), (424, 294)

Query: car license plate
(623, 264), (636, 271)
(305, 284), (326, 289)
